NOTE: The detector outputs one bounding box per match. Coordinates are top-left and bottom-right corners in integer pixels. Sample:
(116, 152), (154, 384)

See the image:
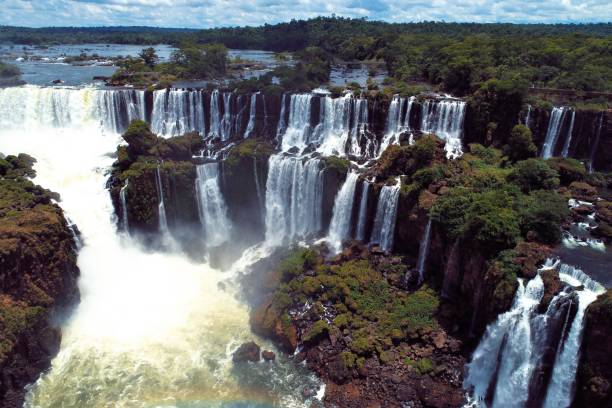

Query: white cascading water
(420, 98), (466, 159)
(588, 112), (604, 173)
(355, 180), (370, 241)
(155, 164), (170, 236)
(264, 155), (323, 246)
(561, 109), (576, 158)
(280, 93), (314, 152)
(208, 89), (221, 139)
(195, 162), (232, 247)
(327, 171), (359, 253)
(276, 93), (288, 141)
(220, 92), (234, 141)
(541, 107), (568, 159)
(525, 104), (532, 128)
(244, 92), (258, 138)
(0, 86), (320, 407)
(349, 97), (370, 157)
(0, 85), (144, 134)
(151, 89), (205, 137)
(417, 218), (432, 285)
(314, 93), (354, 156)
(464, 260), (604, 408)
(379, 95), (415, 155)
(369, 179), (401, 252)
(119, 178), (129, 234)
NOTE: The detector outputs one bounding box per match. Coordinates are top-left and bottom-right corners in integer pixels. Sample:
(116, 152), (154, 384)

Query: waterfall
(370, 179), (401, 252)
(253, 156), (265, 221)
(561, 110), (576, 158)
(314, 94), (354, 156)
(525, 104), (532, 128)
(355, 181), (370, 241)
(588, 112), (604, 173)
(195, 163), (232, 247)
(280, 94), (313, 152)
(543, 264), (604, 408)
(349, 97), (370, 157)
(151, 89), (205, 137)
(328, 171), (359, 252)
(464, 260), (604, 408)
(276, 93), (288, 141)
(208, 89), (221, 139)
(379, 95), (406, 155)
(155, 164), (170, 235)
(119, 178), (129, 234)
(244, 92), (258, 138)
(420, 99), (466, 159)
(264, 155), (323, 246)
(0, 86), (145, 133)
(220, 92), (234, 141)
(541, 107), (568, 159)
(0, 84), (324, 408)
(417, 218), (432, 285)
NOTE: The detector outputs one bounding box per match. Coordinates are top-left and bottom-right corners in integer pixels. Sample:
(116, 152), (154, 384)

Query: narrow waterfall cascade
(314, 94), (353, 156)
(379, 95), (404, 154)
(119, 178), (129, 233)
(280, 94), (314, 152)
(155, 164), (170, 236)
(244, 92), (258, 138)
(525, 104), (532, 128)
(420, 99), (466, 159)
(220, 92), (234, 141)
(370, 179), (401, 252)
(253, 156), (265, 220)
(588, 112), (604, 173)
(541, 107), (568, 159)
(264, 155), (324, 246)
(276, 93), (288, 141)
(0, 85), (145, 133)
(208, 89), (222, 139)
(151, 89), (205, 137)
(349, 96), (371, 157)
(417, 218), (432, 284)
(355, 180), (370, 241)
(0, 85), (321, 408)
(195, 163), (232, 247)
(327, 171), (359, 252)
(464, 260), (605, 408)
(561, 110), (576, 158)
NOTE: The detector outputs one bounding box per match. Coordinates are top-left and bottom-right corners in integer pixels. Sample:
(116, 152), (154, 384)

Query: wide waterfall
(264, 155), (324, 246)
(195, 162), (232, 247)
(355, 180), (370, 241)
(151, 88), (205, 137)
(0, 85), (145, 133)
(420, 98), (466, 159)
(328, 171), (359, 252)
(464, 260), (604, 408)
(541, 107), (569, 159)
(0, 85), (321, 407)
(370, 179), (401, 252)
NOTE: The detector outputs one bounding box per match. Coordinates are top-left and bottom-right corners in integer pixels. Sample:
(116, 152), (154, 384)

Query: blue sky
(1, 0), (610, 27)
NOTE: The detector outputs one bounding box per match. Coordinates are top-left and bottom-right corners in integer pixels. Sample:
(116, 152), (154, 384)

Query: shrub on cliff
(508, 158), (560, 192)
(518, 190), (569, 244)
(547, 157), (587, 185)
(123, 120), (158, 156)
(503, 125), (537, 162)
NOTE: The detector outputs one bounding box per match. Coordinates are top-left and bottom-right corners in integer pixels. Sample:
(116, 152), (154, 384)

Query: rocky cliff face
(0, 154), (80, 408)
(575, 289), (612, 408)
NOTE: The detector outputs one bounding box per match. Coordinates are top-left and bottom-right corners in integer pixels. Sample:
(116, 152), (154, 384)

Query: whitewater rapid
(0, 86), (319, 408)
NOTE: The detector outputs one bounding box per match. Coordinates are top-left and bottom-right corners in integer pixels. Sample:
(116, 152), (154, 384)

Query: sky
(0, 0), (610, 28)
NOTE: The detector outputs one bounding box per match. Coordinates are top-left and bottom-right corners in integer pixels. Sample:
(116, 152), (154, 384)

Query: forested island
(0, 16), (611, 408)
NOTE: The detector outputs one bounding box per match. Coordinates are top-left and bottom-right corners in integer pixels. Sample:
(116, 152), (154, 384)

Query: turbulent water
(0, 85), (321, 408)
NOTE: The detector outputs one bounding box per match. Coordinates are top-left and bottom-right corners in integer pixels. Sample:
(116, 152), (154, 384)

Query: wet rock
(262, 350), (276, 361)
(232, 341), (261, 363)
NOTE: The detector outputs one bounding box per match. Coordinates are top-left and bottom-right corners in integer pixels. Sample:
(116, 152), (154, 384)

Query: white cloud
(0, 0), (609, 28)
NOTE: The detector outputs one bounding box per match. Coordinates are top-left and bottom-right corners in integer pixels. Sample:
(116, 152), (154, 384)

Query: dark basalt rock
(232, 341), (261, 363)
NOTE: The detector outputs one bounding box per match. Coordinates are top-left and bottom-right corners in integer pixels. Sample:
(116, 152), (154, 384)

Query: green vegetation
(503, 125), (537, 162)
